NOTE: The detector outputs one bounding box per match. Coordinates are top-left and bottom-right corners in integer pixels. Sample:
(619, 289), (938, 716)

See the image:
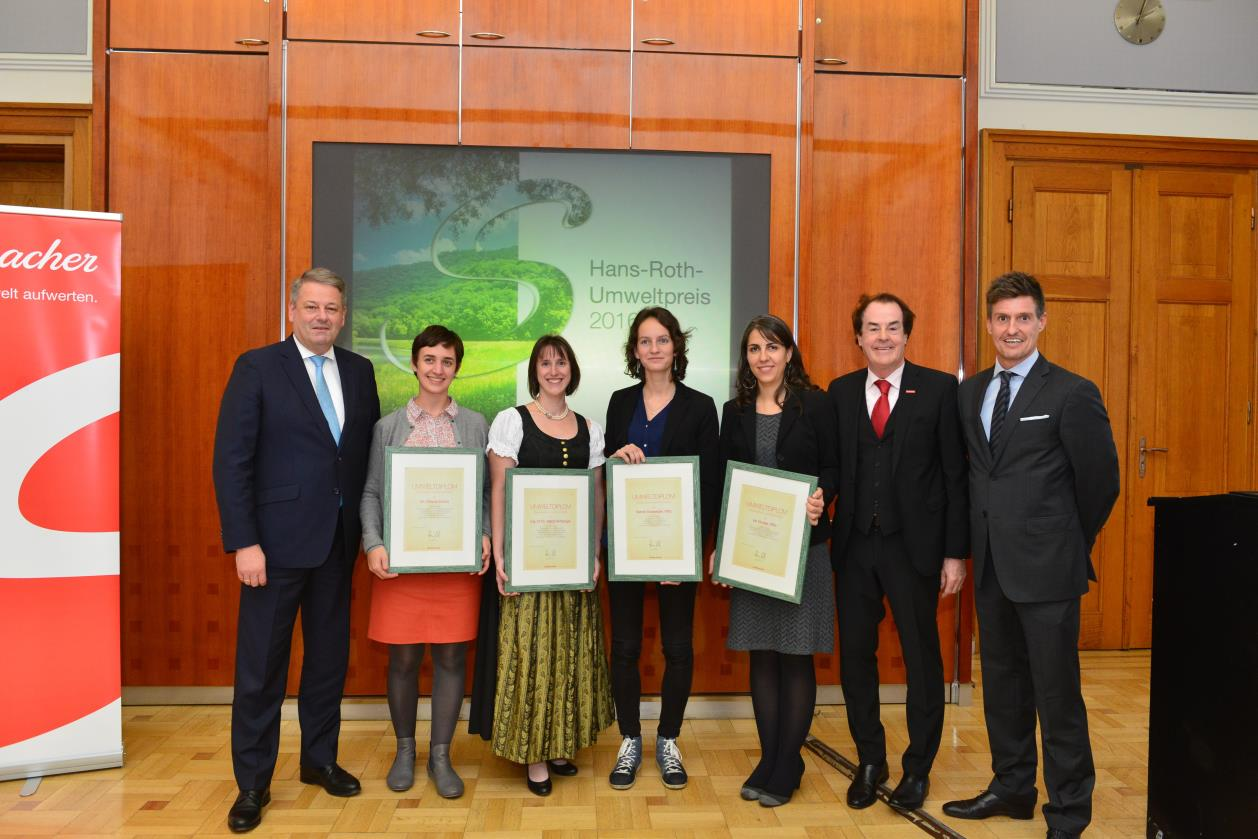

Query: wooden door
(1005, 163), (1133, 649)
(808, 73), (964, 688)
(110, 0), (270, 52)
(462, 48), (630, 148)
(109, 52), (273, 686)
(814, 0), (964, 75)
(633, 0), (798, 57)
(1125, 169), (1255, 648)
(463, 0), (630, 50)
(287, 0), (458, 44)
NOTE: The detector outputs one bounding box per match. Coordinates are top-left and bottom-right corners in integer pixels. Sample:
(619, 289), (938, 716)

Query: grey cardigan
(359, 402), (492, 553)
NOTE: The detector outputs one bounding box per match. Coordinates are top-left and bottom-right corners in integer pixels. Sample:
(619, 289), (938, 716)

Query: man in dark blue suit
(213, 267), (380, 833)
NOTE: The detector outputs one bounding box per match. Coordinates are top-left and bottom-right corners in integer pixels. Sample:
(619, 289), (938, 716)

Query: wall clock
(1114, 0), (1166, 45)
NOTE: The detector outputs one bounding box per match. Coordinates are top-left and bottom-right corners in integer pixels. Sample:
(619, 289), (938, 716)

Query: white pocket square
(1019, 414), (1050, 422)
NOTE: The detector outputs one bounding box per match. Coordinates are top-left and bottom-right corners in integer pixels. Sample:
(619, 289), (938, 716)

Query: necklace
(534, 399), (570, 421)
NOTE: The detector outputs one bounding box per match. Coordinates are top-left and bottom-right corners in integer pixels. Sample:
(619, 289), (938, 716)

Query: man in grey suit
(943, 272), (1119, 839)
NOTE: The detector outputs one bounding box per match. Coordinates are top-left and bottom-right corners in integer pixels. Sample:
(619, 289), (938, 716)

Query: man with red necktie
(826, 293), (969, 814)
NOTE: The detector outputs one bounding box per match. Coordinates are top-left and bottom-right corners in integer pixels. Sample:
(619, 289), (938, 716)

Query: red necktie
(871, 379), (891, 438)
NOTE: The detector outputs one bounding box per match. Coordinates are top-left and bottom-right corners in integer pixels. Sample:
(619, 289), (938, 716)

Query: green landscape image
(349, 147), (589, 419)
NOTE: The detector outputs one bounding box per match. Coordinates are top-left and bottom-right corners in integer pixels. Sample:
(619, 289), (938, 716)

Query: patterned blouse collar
(406, 396), (459, 425)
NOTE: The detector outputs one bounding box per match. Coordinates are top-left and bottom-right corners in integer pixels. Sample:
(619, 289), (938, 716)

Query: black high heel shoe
(757, 755), (805, 807)
(546, 759), (578, 777)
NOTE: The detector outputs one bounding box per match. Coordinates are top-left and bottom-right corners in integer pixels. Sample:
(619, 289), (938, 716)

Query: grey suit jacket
(958, 354), (1119, 603)
(359, 402), (492, 553)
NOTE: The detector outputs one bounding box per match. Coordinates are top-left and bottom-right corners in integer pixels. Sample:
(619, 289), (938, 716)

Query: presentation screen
(313, 144), (771, 425)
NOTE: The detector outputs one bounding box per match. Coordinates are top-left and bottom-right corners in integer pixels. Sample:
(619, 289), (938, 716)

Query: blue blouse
(628, 391), (671, 456)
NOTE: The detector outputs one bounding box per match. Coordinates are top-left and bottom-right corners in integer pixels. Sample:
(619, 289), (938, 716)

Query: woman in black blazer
(602, 307), (721, 792)
(716, 314), (838, 807)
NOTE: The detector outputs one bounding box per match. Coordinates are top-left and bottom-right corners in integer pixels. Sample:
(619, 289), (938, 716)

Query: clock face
(1114, 0), (1166, 45)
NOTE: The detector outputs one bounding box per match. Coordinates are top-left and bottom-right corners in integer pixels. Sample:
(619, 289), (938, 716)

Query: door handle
(1138, 436), (1169, 478)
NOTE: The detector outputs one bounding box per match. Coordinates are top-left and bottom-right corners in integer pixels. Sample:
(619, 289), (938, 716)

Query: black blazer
(958, 354), (1119, 603)
(213, 336), (381, 569)
(718, 388), (838, 546)
(828, 360), (969, 575)
(604, 380), (722, 543)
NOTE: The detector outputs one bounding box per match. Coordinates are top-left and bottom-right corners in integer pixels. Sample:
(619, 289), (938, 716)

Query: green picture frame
(606, 456), (703, 582)
(382, 446), (485, 574)
(712, 459), (817, 604)
(504, 468), (596, 592)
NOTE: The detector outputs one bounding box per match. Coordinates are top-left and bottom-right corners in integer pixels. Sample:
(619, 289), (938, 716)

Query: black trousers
(607, 580), (697, 739)
(231, 518), (351, 790)
(835, 528), (944, 776)
(976, 547), (1094, 835)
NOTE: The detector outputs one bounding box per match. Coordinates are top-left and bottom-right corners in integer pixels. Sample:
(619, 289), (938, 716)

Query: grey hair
(289, 267), (346, 305)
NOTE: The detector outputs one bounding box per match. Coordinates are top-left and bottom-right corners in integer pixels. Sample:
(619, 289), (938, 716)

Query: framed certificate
(383, 447), (484, 573)
(504, 468), (596, 592)
(606, 456), (702, 582)
(713, 460), (817, 604)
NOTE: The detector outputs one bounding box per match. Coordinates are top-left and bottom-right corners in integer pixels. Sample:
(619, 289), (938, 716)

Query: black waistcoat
(854, 407), (901, 535)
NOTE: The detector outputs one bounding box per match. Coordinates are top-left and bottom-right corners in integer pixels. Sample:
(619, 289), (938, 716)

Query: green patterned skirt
(491, 588), (615, 764)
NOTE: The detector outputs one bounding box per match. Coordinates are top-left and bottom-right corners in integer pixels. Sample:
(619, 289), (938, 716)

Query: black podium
(1146, 493), (1258, 839)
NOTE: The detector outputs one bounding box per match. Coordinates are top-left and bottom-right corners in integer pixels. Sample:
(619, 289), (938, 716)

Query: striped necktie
(989, 370), (1012, 453)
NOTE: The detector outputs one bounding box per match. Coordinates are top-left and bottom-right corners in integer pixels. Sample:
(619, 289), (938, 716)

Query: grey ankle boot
(387, 737), (416, 792)
(427, 743), (464, 798)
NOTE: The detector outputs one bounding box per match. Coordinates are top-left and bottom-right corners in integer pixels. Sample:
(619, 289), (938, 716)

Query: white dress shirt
(294, 336), (345, 429)
(864, 362), (906, 418)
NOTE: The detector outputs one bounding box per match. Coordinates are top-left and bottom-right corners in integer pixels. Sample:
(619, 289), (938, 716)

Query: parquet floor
(0, 651), (1149, 838)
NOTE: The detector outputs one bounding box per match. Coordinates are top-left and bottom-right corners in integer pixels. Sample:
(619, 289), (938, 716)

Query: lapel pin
(904, 389), (916, 394)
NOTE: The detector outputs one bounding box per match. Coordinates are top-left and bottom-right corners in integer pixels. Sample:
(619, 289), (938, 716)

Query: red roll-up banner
(0, 205), (123, 781)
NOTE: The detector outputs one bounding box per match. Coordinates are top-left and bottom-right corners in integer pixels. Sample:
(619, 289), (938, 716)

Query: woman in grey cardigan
(359, 325), (491, 797)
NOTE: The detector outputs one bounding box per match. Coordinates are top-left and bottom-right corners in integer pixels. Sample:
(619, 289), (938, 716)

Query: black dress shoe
(526, 767), (552, 796)
(846, 762), (889, 809)
(227, 788), (269, 833)
(547, 759), (578, 776)
(1046, 829), (1081, 839)
(941, 789), (1036, 820)
(888, 773), (929, 811)
(299, 763), (362, 797)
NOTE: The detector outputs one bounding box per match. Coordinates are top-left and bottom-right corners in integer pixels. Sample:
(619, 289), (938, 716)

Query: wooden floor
(0, 651), (1149, 838)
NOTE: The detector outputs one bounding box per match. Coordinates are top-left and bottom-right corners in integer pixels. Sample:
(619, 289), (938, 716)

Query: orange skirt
(367, 571), (481, 644)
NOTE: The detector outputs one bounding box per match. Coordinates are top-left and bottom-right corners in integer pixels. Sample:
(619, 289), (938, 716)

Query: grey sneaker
(386, 737), (416, 792)
(656, 737), (688, 790)
(608, 736), (642, 790)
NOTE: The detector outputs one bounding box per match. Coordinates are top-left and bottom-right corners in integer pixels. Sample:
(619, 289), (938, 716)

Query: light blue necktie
(310, 355), (342, 446)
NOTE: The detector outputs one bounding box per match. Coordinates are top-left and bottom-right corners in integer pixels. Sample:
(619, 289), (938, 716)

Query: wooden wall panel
(632, 52), (798, 321)
(285, 41), (458, 274)
(461, 47), (630, 149)
(807, 73), (964, 689)
(632, 53), (803, 691)
(109, 52), (272, 685)
(807, 74), (963, 381)
(287, 0), (458, 43)
(110, 0), (269, 52)
(463, 0), (630, 50)
(285, 41), (459, 693)
(633, 0), (799, 57)
(815, 0), (964, 75)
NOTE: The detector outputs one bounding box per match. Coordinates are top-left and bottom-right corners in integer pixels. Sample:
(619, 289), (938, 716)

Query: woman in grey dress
(714, 314), (838, 807)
